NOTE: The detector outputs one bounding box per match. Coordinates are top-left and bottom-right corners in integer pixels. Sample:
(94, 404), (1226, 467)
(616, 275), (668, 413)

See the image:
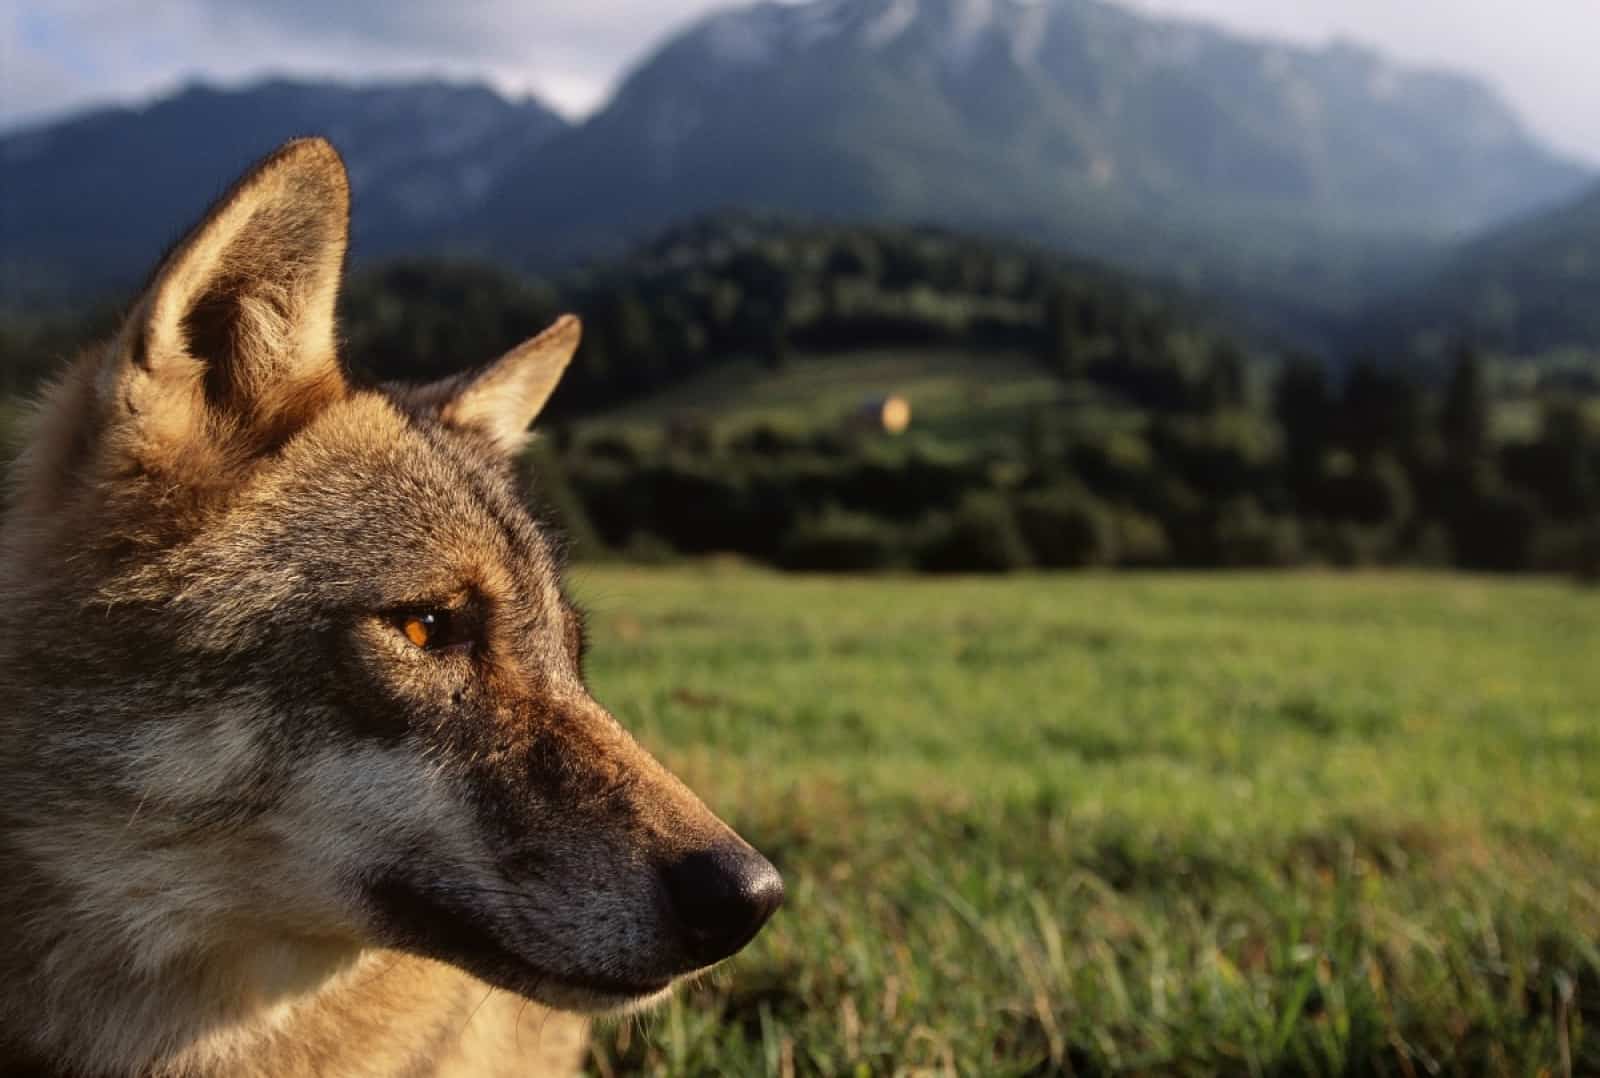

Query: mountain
(1, 0), (1589, 337)
(1368, 180), (1600, 357)
(463, 0), (1589, 332)
(0, 79), (567, 304)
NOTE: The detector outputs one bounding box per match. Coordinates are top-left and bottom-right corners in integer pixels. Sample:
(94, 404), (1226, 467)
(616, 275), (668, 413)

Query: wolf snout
(661, 841), (784, 966)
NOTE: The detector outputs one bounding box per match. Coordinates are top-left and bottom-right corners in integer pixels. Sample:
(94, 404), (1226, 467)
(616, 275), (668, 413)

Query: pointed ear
(111, 137), (350, 462)
(420, 315), (581, 454)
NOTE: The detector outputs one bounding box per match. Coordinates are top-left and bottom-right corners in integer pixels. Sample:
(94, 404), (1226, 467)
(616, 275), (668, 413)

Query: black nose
(662, 842), (784, 966)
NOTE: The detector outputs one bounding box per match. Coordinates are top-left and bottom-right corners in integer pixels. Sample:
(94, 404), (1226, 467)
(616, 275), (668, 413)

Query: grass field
(565, 566), (1599, 1076)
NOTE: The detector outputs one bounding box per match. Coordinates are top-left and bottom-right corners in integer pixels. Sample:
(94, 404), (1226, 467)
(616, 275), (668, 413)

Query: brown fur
(0, 139), (779, 1076)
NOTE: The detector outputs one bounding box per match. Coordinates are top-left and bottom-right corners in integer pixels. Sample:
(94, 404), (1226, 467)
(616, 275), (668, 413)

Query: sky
(3, 0), (1598, 165)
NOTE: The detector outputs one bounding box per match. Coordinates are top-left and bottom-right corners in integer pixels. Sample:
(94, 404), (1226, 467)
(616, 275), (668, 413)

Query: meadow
(571, 351), (1119, 448)
(568, 566), (1599, 1076)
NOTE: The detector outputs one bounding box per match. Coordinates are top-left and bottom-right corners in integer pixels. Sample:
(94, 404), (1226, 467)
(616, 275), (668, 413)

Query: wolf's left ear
(114, 137), (349, 460)
(417, 315), (581, 455)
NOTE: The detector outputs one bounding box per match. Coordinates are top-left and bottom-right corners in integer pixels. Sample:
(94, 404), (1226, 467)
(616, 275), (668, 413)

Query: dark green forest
(2, 216), (1596, 576)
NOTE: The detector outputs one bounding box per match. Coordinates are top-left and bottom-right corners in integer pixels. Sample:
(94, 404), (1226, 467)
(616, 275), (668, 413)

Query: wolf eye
(398, 611), (452, 650)
(401, 614), (436, 648)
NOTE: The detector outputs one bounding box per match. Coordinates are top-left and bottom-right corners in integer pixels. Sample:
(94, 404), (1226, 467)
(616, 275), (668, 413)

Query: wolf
(0, 138), (782, 1076)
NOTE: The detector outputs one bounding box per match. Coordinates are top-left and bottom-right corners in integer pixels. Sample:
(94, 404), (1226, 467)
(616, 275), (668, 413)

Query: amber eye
(399, 611), (448, 650)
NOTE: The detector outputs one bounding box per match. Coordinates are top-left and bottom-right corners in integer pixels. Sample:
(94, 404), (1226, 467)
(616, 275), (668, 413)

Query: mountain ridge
(0, 77), (569, 303)
(1368, 178), (1600, 356)
(0, 0), (1589, 341)
(457, 0), (1587, 332)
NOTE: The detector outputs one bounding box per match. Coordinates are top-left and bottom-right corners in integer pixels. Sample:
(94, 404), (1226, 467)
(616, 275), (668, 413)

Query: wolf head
(0, 139), (780, 1018)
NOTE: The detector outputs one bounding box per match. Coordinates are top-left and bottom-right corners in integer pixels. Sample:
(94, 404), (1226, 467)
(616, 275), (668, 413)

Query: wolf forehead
(131, 392), (574, 636)
(249, 392), (560, 578)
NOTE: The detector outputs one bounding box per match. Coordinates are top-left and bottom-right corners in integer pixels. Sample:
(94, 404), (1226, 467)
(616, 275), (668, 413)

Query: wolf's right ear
(106, 138), (350, 468)
(401, 315), (582, 455)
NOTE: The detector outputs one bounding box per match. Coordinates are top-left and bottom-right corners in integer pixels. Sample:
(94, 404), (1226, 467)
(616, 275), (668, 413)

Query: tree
(1273, 357), (1332, 502)
(1041, 284), (1085, 379)
(1200, 339), (1249, 410)
(1340, 357), (1425, 460)
(1440, 344), (1491, 462)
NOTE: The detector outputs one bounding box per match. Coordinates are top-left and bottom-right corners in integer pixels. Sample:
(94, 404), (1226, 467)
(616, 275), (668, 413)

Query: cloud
(3, 0), (1597, 164)
(0, 0), (738, 126)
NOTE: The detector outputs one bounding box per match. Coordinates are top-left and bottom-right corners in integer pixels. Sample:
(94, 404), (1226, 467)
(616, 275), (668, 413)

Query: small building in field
(848, 394), (912, 435)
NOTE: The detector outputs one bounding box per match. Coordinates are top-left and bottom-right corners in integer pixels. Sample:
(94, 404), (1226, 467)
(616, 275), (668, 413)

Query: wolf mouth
(365, 874), (671, 1006)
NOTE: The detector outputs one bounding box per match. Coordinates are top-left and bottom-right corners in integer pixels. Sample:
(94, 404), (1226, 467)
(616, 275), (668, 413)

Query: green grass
(567, 567), (1599, 1076)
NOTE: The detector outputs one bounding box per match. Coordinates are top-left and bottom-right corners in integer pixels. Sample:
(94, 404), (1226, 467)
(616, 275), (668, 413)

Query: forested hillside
(1372, 181), (1600, 357)
(4, 215), (1594, 576)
